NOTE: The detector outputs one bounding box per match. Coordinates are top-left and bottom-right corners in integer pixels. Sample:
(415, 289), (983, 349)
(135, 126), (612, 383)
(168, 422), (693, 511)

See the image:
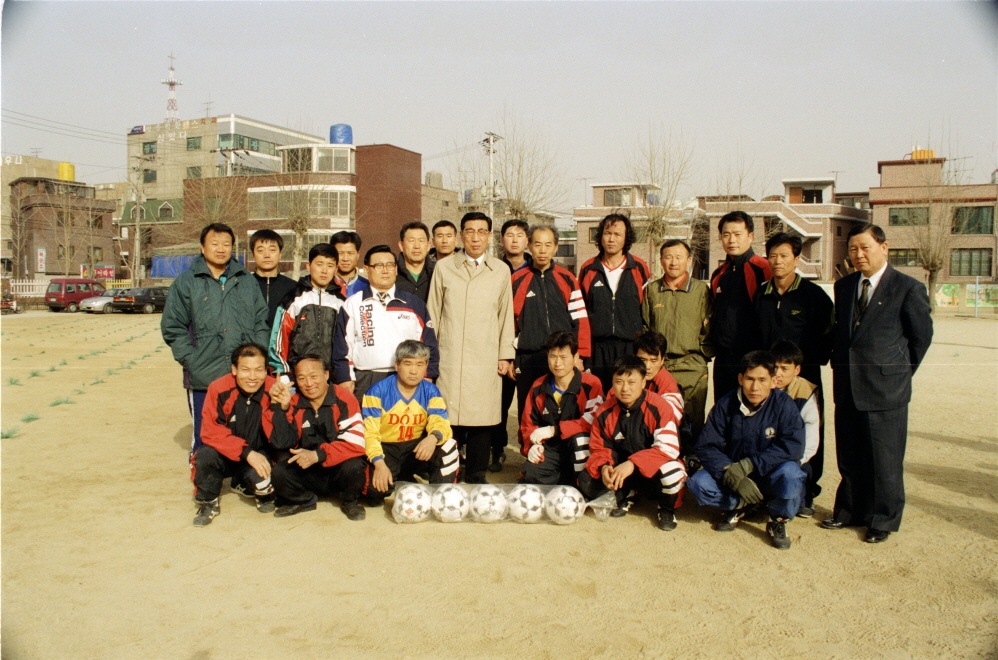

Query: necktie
(858, 279), (870, 315)
(377, 291), (390, 307)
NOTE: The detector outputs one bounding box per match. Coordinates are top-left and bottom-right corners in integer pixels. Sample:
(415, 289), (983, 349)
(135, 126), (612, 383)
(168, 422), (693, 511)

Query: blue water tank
(330, 124), (353, 145)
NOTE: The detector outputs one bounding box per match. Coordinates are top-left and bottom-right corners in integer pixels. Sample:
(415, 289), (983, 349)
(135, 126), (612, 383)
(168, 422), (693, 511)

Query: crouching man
(520, 331), (604, 486)
(268, 355), (368, 521)
(688, 350), (806, 549)
(192, 343), (277, 526)
(578, 356), (686, 531)
(364, 340), (459, 503)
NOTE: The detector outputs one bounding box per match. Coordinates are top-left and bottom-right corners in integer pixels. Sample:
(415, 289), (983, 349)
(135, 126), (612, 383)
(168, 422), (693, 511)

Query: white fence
(7, 279), (48, 297)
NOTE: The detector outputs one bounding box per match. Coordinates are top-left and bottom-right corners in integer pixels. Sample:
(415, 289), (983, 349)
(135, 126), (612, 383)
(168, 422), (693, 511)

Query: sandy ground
(1, 311), (996, 660)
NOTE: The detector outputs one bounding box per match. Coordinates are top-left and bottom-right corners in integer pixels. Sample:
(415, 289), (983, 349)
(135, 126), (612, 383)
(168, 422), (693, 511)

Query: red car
(46, 278), (106, 313)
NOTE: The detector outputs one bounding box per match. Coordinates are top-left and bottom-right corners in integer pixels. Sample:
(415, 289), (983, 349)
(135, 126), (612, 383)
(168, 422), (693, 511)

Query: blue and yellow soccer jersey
(362, 376), (452, 462)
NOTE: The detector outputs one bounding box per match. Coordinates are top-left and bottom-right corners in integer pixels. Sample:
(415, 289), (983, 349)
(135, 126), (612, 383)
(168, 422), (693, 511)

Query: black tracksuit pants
(271, 454), (367, 505)
(193, 445), (272, 502)
(368, 436), (460, 499)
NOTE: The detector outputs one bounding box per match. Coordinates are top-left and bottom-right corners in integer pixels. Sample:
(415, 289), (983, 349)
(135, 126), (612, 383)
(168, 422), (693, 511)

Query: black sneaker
(342, 500), (366, 521)
(229, 481), (252, 498)
(610, 507), (627, 518)
(767, 518), (791, 549)
(797, 501), (815, 518)
(193, 499), (219, 526)
(274, 500), (317, 518)
(715, 508), (746, 532)
(656, 508), (678, 531)
(488, 451), (506, 473)
(256, 494), (276, 514)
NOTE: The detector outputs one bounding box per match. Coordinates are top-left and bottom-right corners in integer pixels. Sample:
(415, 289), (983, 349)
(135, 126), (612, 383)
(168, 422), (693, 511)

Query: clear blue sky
(2, 1), (995, 212)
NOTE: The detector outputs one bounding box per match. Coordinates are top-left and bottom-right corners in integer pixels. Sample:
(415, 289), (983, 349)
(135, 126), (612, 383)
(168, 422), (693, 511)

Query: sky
(2, 1), (996, 214)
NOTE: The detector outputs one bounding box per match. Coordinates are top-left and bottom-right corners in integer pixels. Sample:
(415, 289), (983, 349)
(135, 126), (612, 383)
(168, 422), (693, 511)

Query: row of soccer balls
(392, 483), (588, 524)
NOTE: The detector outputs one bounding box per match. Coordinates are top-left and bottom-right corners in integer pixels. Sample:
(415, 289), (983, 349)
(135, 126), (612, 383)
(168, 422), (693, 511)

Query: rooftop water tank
(330, 124), (353, 145)
(425, 171), (444, 188)
(58, 162), (75, 182)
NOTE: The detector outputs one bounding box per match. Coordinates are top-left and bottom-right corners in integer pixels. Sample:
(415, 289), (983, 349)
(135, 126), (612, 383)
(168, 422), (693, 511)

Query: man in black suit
(822, 223), (932, 543)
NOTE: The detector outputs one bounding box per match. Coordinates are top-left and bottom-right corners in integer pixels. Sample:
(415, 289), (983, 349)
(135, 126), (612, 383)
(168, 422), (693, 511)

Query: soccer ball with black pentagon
(470, 484), (509, 523)
(392, 484), (433, 523)
(431, 484), (470, 522)
(544, 485), (585, 524)
(508, 484), (546, 523)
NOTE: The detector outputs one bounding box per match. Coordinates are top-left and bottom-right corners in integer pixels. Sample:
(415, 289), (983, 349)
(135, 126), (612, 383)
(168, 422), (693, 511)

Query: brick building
(870, 153), (997, 285)
(421, 171), (460, 231)
(355, 144), (422, 250)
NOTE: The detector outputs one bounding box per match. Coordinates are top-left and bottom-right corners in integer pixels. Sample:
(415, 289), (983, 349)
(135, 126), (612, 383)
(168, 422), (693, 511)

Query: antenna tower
(161, 53), (183, 126)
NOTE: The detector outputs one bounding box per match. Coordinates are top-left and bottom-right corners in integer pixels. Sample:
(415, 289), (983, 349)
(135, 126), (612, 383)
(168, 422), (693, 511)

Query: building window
(604, 189), (631, 207)
(129, 206), (146, 222)
(143, 170), (157, 184)
(283, 148), (313, 173)
(187, 166), (202, 179)
(589, 227), (600, 244)
(952, 206), (994, 235)
(802, 189), (823, 204)
(187, 136), (202, 151)
(950, 248), (993, 277)
(90, 214), (103, 229)
(888, 249), (921, 267)
(142, 142), (157, 155)
(556, 244), (575, 257)
(57, 211), (70, 227)
(121, 226), (129, 239)
(442, 200), (449, 207)
(888, 207), (928, 226)
(89, 247), (103, 262)
(837, 225), (842, 237)
(57, 245), (76, 259)
(158, 203), (174, 219)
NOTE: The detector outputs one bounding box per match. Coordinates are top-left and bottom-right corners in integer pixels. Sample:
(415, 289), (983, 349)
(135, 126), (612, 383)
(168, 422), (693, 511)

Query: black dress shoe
(821, 518), (847, 530)
(274, 501), (317, 518)
(865, 529), (890, 543)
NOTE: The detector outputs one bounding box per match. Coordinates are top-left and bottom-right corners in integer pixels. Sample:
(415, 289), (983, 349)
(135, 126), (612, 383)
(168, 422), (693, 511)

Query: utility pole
(130, 155), (155, 286)
(577, 177), (593, 207)
(481, 132), (503, 219)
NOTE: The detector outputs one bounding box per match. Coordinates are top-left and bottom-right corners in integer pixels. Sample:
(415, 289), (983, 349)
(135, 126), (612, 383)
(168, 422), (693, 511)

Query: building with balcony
(869, 153), (997, 285)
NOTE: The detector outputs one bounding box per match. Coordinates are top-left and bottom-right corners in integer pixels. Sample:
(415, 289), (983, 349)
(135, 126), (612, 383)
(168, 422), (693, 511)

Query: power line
(1, 117), (125, 146)
(2, 108), (124, 139)
(423, 143), (480, 161)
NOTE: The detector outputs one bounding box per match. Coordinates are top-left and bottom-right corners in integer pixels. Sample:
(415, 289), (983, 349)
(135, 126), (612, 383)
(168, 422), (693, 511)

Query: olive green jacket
(641, 273), (714, 373)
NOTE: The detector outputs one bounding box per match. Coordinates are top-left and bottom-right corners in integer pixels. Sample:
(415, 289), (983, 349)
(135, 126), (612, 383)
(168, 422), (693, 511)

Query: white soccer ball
(392, 484), (432, 523)
(508, 484), (546, 523)
(469, 484), (509, 523)
(431, 484), (470, 523)
(544, 485), (586, 525)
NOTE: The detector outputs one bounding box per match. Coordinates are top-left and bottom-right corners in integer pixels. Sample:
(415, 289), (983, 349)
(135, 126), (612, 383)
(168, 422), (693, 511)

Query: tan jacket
(641, 273), (714, 373)
(427, 254), (515, 426)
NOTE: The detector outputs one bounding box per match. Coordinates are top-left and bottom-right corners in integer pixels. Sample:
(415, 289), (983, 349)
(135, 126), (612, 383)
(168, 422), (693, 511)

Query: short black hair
(432, 220), (457, 235)
(330, 231), (362, 250)
(596, 214), (637, 255)
(460, 211), (492, 232)
(765, 232), (802, 258)
(847, 222), (886, 245)
(400, 221), (430, 241)
(740, 350), (776, 376)
(364, 245), (395, 265)
(660, 239), (691, 257)
(200, 223), (235, 245)
(308, 243), (338, 263)
(230, 343), (267, 366)
(633, 331), (667, 359)
(501, 219), (529, 236)
(718, 210), (754, 234)
(292, 353), (329, 373)
(250, 229), (284, 252)
(613, 354), (647, 380)
(544, 330), (578, 355)
(529, 225), (559, 245)
(770, 340), (804, 367)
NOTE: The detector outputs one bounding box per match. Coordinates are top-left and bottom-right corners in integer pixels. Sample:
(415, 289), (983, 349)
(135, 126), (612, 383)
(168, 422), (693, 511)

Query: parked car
(111, 287), (169, 314)
(46, 279), (106, 313)
(80, 288), (131, 314)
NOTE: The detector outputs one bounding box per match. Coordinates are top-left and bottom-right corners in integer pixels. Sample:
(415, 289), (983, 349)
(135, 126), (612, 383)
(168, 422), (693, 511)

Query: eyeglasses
(462, 229), (492, 237)
(369, 262), (397, 272)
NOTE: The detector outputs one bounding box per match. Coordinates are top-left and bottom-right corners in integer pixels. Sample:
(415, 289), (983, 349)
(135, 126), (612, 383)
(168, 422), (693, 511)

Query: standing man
(491, 218), (532, 471)
(250, 229), (297, 331)
(430, 220), (461, 261)
(396, 222), (435, 303)
(332, 245), (439, 400)
(641, 239), (713, 451)
(427, 212), (516, 484)
(162, 223), (270, 457)
(578, 214), (650, 392)
(331, 230), (368, 298)
(709, 211), (772, 400)
(511, 225), (591, 446)
(822, 223), (932, 544)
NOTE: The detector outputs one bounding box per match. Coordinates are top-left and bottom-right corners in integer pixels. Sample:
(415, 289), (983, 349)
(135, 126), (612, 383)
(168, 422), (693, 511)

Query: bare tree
(6, 185), (30, 278)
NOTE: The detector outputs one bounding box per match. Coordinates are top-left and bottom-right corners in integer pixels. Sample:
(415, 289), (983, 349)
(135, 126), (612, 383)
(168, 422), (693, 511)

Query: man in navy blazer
(822, 223), (933, 543)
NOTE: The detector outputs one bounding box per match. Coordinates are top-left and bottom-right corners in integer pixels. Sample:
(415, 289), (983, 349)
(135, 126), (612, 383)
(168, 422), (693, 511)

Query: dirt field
(1, 311), (996, 659)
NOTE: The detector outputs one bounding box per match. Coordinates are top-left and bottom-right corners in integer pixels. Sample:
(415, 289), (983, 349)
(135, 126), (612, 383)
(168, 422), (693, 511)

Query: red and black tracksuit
(192, 373), (277, 503)
(709, 249), (772, 399)
(519, 369), (604, 485)
(511, 263), (592, 444)
(579, 390), (686, 510)
(578, 254), (650, 392)
(269, 385), (368, 506)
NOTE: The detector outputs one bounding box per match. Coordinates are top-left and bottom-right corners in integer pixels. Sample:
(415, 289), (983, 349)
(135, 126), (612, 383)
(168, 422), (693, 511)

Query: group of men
(162, 208), (932, 550)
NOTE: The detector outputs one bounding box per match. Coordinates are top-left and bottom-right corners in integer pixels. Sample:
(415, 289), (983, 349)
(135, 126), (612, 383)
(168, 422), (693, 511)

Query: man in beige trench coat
(428, 212), (516, 483)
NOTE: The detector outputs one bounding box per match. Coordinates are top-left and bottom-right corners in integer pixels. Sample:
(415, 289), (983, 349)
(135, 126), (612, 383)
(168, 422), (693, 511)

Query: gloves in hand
(527, 443), (545, 464)
(722, 457), (754, 490)
(529, 426), (556, 445)
(733, 476), (764, 505)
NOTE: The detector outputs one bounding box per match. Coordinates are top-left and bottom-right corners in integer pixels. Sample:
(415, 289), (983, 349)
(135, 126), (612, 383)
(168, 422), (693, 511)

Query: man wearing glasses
(332, 245), (440, 401)
(428, 212), (516, 484)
